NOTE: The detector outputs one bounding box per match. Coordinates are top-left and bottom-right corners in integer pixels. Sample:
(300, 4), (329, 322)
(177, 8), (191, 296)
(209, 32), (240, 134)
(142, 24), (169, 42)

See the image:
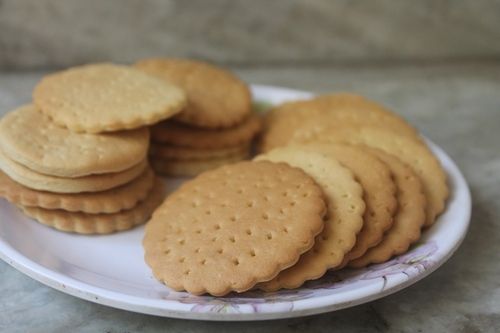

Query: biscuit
(306, 144), (398, 263)
(135, 58), (251, 128)
(0, 148), (147, 193)
(19, 180), (164, 234)
(0, 105), (150, 177)
(151, 113), (262, 149)
(290, 118), (422, 147)
(349, 148), (426, 267)
(259, 93), (418, 152)
(33, 63), (186, 133)
(255, 147), (365, 291)
(0, 167), (154, 213)
(151, 150), (249, 177)
(149, 143), (248, 161)
(297, 126), (448, 226)
(143, 161), (327, 296)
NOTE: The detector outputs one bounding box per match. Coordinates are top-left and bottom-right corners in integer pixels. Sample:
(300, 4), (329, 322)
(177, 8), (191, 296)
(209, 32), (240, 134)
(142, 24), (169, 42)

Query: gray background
(1, 0), (500, 69)
(0, 1), (500, 332)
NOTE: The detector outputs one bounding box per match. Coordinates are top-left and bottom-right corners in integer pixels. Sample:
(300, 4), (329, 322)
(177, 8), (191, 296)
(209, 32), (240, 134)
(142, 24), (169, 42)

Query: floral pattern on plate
(158, 241), (439, 313)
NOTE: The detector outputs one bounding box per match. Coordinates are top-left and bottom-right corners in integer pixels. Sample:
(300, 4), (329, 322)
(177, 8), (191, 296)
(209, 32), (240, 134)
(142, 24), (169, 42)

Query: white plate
(0, 85), (471, 321)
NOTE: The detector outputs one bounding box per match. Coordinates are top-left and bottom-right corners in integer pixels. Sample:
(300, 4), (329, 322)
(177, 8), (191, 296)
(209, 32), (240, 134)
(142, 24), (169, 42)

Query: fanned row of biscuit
(143, 93), (448, 295)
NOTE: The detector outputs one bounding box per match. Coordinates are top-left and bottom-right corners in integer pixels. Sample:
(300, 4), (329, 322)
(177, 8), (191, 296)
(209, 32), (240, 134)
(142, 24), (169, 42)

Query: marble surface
(0, 64), (499, 332)
(1, 0), (500, 69)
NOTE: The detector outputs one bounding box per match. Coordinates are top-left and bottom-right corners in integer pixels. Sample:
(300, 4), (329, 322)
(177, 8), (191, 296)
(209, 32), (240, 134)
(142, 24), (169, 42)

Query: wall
(0, 0), (499, 70)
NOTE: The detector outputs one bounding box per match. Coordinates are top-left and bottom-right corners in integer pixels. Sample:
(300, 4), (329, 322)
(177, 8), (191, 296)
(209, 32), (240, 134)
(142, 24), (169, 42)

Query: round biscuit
(0, 105), (150, 177)
(33, 63), (186, 133)
(0, 167), (155, 214)
(20, 180), (164, 234)
(260, 93), (418, 152)
(0, 148), (148, 193)
(143, 161), (326, 296)
(135, 58), (251, 128)
(151, 113), (261, 149)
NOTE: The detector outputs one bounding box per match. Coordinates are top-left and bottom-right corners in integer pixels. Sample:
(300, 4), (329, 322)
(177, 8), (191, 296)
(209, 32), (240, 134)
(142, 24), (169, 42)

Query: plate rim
(0, 84), (471, 321)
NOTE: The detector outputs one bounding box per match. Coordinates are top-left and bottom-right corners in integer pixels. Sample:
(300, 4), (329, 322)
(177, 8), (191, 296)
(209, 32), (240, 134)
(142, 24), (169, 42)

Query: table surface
(0, 64), (499, 333)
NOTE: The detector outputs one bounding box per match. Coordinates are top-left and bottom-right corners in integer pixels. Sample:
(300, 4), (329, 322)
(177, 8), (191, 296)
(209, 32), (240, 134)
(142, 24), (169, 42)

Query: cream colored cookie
(0, 148), (147, 193)
(19, 180), (165, 234)
(259, 93), (418, 152)
(0, 167), (154, 213)
(151, 113), (262, 149)
(143, 161), (327, 296)
(150, 149), (249, 177)
(297, 126), (448, 226)
(0, 105), (150, 177)
(306, 144), (398, 264)
(33, 63), (186, 133)
(135, 58), (251, 128)
(149, 143), (248, 161)
(349, 148), (427, 267)
(255, 146), (365, 291)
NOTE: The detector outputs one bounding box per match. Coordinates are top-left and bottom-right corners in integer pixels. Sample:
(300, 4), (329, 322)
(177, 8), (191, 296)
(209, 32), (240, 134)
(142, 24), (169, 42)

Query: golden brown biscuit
(151, 113), (261, 149)
(0, 105), (150, 177)
(33, 63), (186, 133)
(0, 148), (148, 193)
(260, 93), (418, 152)
(0, 167), (155, 213)
(136, 58), (251, 128)
(143, 161), (326, 296)
(20, 180), (165, 234)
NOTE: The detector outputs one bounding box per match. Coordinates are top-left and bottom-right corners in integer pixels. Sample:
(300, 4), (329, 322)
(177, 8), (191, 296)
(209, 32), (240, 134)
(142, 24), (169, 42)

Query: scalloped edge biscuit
(19, 179), (165, 234)
(0, 104), (150, 177)
(33, 63), (187, 133)
(259, 93), (418, 152)
(143, 161), (326, 296)
(0, 147), (148, 193)
(0, 167), (155, 213)
(135, 58), (251, 128)
(151, 113), (261, 149)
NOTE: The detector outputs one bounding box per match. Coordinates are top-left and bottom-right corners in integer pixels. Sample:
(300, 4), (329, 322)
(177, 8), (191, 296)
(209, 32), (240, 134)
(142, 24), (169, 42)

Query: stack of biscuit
(142, 93), (449, 295)
(0, 63), (187, 234)
(135, 58), (262, 177)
